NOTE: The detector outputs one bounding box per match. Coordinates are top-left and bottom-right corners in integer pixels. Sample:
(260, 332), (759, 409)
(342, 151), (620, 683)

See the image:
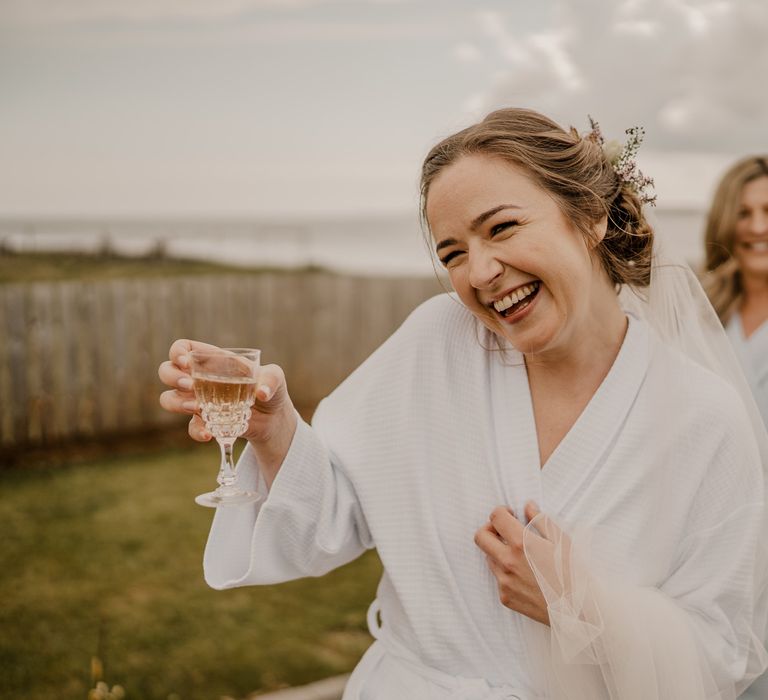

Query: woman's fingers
(169, 338), (221, 369)
(474, 521), (516, 564)
(188, 414), (212, 442)
(169, 339), (193, 366)
(160, 339), (217, 394)
(524, 501), (540, 522)
(489, 506), (523, 543)
(158, 359), (194, 391)
(159, 389), (198, 414)
(159, 339), (220, 413)
(254, 363), (287, 405)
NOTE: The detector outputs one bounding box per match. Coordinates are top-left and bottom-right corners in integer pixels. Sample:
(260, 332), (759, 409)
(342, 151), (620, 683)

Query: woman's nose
(468, 244), (504, 289)
(748, 211), (768, 235)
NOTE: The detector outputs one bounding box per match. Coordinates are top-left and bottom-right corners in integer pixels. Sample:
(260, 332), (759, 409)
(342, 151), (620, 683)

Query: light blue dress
(726, 313), (768, 431)
(727, 313), (768, 699)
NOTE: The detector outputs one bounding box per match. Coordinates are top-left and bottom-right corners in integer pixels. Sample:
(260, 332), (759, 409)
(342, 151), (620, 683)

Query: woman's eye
(490, 221), (518, 237)
(439, 250), (464, 267)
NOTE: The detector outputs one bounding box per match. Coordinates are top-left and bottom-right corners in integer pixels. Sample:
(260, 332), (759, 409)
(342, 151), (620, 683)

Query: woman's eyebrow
(470, 204), (521, 231)
(435, 238), (458, 254)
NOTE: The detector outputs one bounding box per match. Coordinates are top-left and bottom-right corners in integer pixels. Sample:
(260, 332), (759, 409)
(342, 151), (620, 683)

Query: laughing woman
(158, 109), (768, 699)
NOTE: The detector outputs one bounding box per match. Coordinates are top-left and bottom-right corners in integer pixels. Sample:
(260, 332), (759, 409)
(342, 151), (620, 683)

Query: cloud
(460, 0), (768, 152)
(454, 42), (483, 64)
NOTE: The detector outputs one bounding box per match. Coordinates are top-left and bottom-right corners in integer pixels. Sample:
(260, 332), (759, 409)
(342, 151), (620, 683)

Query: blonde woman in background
(703, 157), (768, 699)
(703, 156), (768, 427)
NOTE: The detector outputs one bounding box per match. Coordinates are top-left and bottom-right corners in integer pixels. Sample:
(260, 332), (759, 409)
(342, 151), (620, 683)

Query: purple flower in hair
(586, 118), (657, 206)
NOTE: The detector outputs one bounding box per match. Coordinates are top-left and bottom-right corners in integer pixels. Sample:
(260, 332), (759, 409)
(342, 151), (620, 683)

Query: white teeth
(750, 242), (768, 251)
(492, 283), (538, 312)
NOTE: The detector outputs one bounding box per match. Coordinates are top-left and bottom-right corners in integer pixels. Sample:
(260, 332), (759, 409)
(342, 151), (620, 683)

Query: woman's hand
(474, 501), (553, 625)
(158, 339), (298, 487)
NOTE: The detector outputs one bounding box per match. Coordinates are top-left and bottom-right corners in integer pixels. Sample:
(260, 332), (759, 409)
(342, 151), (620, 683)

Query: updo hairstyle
(420, 108), (654, 288)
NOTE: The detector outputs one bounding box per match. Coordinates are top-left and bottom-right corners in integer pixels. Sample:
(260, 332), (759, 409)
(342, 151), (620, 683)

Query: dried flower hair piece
(587, 116), (657, 206)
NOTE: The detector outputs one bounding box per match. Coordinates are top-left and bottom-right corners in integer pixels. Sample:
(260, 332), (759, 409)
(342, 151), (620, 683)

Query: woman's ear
(590, 215), (608, 247)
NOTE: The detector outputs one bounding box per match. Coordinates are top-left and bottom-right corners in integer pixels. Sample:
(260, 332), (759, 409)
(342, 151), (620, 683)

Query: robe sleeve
(658, 437), (765, 693)
(522, 388), (767, 700)
(202, 410), (374, 590)
(201, 293), (461, 591)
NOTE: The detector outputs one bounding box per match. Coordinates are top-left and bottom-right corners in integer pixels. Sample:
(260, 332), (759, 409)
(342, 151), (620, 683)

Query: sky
(0, 0), (766, 218)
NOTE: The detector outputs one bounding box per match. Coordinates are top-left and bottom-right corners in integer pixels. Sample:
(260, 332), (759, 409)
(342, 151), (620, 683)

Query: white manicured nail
(178, 377), (193, 390)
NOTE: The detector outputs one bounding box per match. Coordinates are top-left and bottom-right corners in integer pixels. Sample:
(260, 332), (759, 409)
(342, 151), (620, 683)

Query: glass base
(195, 489), (262, 508)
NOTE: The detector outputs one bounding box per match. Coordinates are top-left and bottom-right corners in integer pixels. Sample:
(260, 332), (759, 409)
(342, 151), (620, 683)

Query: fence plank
(6, 285), (28, 443)
(0, 287), (15, 445)
(59, 283), (78, 440)
(146, 275), (178, 428)
(48, 281), (70, 441)
(25, 283), (49, 443)
(74, 282), (98, 436)
(93, 280), (116, 434)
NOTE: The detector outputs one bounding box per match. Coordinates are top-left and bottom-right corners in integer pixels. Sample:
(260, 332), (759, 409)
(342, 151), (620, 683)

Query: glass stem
(216, 437), (237, 489)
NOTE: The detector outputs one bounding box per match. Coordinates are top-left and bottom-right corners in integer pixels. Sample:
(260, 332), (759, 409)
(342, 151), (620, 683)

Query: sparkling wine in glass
(190, 347), (262, 507)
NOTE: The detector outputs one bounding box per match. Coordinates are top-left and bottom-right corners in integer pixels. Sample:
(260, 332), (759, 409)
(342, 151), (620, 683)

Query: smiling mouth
(741, 241), (768, 252)
(491, 281), (541, 318)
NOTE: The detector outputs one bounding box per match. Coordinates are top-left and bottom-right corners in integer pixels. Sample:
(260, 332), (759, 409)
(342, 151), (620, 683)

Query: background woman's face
(425, 154), (610, 356)
(734, 175), (768, 281)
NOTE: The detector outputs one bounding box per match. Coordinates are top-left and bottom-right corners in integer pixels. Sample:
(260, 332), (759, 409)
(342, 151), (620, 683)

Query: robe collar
(487, 315), (650, 517)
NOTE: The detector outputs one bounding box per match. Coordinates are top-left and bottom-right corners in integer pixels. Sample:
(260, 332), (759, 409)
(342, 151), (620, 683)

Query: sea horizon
(0, 205), (709, 277)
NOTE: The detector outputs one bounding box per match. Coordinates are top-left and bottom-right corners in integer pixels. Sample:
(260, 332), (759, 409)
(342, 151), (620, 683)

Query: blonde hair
(420, 108), (655, 288)
(702, 155), (768, 323)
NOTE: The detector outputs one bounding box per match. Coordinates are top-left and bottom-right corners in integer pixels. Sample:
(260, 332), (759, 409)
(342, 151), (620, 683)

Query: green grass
(0, 252), (300, 284)
(0, 443), (382, 700)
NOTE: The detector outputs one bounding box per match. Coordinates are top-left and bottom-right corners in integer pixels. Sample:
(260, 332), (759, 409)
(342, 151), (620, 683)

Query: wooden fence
(0, 271), (444, 450)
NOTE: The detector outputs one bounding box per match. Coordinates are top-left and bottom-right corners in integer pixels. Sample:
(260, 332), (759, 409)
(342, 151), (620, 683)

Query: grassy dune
(0, 443), (381, 700)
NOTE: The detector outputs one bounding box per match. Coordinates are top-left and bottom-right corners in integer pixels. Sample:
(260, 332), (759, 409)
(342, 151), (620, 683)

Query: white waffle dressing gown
(203, 294), (765, 700)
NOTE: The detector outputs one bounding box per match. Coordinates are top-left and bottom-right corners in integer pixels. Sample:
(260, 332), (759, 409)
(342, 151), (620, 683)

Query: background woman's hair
(420, 107), (655, 288)
(702, 155), (768, 323)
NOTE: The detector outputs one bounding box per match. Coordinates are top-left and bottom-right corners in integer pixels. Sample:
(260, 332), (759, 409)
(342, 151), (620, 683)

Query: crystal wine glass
(190, 347), (262, 507)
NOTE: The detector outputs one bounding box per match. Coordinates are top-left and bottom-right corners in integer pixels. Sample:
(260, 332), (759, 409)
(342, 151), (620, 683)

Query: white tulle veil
(521, 244), (768, 699)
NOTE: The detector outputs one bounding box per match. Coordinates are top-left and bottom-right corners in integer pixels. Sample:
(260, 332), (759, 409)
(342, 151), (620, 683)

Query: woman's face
(426, 154), (613, 357)
(733, 175), (768, 281)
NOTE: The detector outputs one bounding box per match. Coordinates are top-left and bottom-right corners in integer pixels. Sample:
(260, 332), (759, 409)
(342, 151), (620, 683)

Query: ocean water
(0, 207), (707, 278)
